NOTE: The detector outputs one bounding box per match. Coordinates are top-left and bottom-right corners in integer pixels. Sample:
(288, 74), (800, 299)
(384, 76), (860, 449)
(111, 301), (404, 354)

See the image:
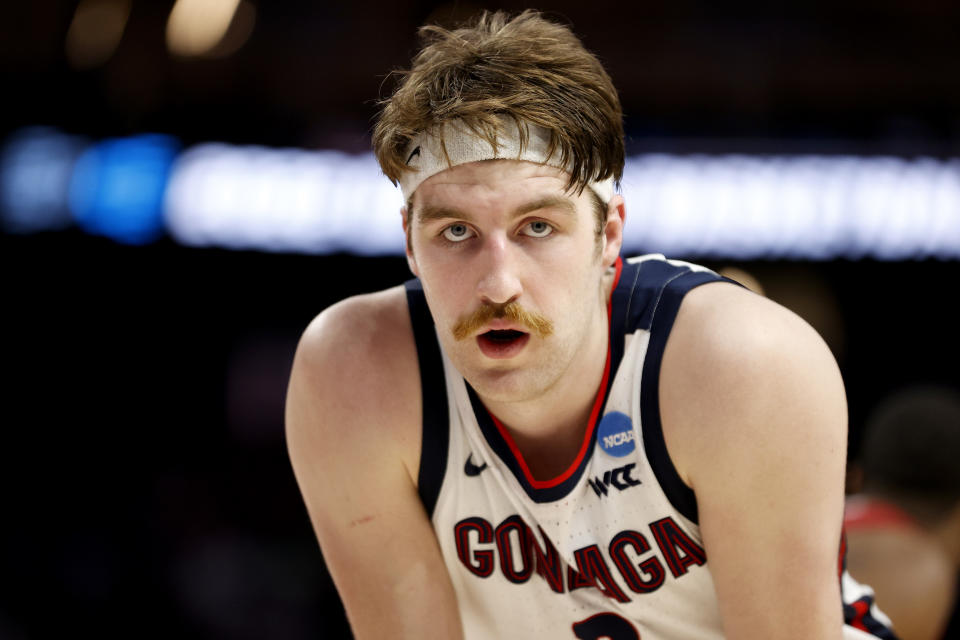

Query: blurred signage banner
(2, 128), (958, 259)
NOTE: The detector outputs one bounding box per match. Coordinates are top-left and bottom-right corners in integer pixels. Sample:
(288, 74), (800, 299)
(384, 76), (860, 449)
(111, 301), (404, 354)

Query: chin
(464, 366), (553, 404)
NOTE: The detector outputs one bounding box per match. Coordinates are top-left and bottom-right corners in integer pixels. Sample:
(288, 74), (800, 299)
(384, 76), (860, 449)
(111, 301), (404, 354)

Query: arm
(660, 282), (848, 640)
(285, 288), (463, 639)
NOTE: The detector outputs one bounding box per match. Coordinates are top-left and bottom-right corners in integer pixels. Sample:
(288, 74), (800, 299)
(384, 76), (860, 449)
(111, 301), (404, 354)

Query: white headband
(397, 117), (615, 203)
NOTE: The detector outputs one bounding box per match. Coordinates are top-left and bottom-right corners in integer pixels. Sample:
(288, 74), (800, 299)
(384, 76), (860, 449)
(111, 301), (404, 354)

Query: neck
(479, 270), (616, 480)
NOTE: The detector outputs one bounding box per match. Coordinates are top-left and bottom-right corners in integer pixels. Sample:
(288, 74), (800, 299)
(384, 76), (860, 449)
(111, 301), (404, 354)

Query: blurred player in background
(845, 386), (960, 640)
(287, 10), (897, 639)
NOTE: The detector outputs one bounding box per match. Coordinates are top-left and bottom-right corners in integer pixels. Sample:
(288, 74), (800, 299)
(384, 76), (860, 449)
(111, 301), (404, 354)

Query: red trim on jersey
(844, 495), (920, 532)
(849, 599), (871, 632)
(838, 529), (847, 581)
(486, 257), (624, 490)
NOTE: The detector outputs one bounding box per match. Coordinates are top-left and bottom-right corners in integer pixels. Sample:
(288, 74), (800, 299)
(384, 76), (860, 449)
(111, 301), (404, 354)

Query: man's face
(404, 159), (623, 404)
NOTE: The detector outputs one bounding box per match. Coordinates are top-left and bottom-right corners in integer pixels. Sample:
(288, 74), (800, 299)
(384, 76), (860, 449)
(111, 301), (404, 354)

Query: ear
(601, 194), (625, 268)
(401, 206), (419, 277)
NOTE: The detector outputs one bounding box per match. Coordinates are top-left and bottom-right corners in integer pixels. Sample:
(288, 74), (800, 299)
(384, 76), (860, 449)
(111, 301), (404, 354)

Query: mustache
(452, 301), (553, 341)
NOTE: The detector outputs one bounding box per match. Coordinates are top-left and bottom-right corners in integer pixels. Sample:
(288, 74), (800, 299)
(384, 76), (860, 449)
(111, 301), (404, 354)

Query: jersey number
(572, 613), (640, 639)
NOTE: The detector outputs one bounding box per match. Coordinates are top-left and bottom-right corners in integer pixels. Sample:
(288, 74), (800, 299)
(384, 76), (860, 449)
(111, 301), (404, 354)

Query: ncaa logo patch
(597, 411), (636, 458)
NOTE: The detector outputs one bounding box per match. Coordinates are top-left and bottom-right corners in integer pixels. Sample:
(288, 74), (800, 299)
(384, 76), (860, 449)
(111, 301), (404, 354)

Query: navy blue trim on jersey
(608, 260), (639, 385)
(464, 258), (721, 505)
(405, 279), (449, 519)
(843, 599), (900, 640)
(631, 260), (728, 525)
(466, 383), (601, 503)
(409, 257), (728, 511)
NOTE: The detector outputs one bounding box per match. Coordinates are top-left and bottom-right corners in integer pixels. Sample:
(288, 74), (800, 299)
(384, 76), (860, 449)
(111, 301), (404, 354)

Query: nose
(475, 232), (522, 306)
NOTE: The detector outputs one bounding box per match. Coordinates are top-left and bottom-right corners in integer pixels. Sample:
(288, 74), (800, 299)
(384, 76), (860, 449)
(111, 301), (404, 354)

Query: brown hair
(373, 10), (624, 196)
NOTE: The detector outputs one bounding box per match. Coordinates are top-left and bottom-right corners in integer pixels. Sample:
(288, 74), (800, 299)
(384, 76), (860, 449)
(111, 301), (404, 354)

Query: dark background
(2, 1), (959, 637)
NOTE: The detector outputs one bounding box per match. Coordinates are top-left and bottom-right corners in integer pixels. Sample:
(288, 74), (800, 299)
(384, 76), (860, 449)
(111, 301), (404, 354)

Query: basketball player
(845, 386), (960, 640)
(286, 11), (897, 639)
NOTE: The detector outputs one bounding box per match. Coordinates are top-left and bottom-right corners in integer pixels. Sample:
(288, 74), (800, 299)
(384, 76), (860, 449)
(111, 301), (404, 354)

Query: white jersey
(404, 255), (897, 640)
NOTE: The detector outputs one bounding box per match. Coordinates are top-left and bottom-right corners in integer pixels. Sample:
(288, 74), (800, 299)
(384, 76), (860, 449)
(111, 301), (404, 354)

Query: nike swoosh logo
(464, 454), (488, 477)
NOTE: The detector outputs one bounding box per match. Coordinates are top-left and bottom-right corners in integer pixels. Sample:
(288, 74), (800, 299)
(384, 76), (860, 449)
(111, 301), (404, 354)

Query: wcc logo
(588, 463), (641, 498)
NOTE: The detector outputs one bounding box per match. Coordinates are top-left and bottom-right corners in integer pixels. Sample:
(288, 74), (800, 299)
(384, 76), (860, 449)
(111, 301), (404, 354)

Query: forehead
(410, 159), (582, 217)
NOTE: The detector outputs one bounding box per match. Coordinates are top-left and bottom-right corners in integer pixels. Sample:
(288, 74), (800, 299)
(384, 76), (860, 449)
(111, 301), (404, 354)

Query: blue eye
(523, 220), (553, 238)
(441, 223), (474, 242)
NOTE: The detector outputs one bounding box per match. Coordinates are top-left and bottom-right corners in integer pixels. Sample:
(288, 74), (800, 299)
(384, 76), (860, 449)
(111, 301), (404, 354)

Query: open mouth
(476, 329), (530, 359)
(484, 329), (526, 342)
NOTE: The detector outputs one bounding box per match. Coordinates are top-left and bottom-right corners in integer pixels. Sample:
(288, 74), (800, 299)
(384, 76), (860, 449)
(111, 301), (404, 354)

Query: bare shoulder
(285, 286), (463, 638)
(286, 285), (421, 480)
(294, 285), (416, 379)
(659, 282), (850, 637)
(659, 280), (847, 490)
(664, 280), (838, 377)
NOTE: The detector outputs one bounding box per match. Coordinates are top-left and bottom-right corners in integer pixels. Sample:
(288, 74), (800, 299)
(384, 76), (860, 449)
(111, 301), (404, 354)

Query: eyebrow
(415, 195), (577, 224)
